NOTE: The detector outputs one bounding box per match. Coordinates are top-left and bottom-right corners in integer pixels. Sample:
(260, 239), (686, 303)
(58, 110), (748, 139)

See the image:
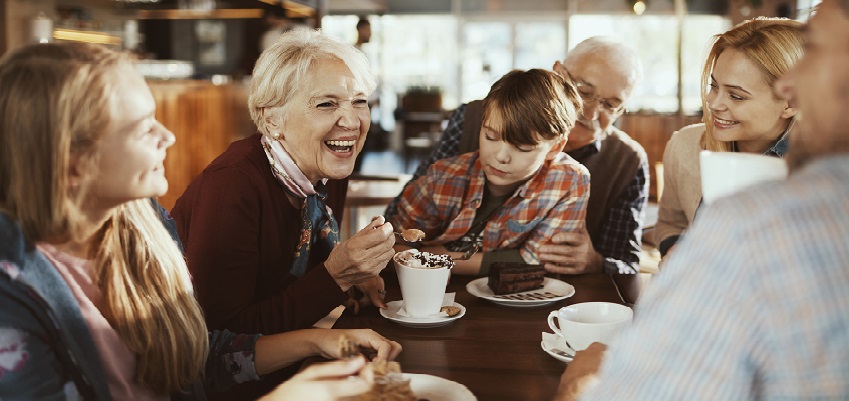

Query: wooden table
(333, 272), (628, 401)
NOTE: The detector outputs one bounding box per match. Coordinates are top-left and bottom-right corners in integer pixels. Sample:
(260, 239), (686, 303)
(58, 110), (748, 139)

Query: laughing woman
(654, 18), (803, 261)
(170, 28), (396, 400)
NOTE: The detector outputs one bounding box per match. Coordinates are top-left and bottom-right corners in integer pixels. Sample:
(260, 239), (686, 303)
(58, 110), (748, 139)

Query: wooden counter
(148, 80), (255, 210)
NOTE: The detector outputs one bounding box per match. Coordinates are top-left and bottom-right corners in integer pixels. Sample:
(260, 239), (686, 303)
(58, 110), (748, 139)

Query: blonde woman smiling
(655, 18), (803, 260)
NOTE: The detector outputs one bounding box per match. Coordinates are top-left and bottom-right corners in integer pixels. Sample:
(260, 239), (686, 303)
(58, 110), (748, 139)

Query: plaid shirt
(570, 141), (648, 275)
(391, 151), (590, 264)
(386, 103), (646, 274)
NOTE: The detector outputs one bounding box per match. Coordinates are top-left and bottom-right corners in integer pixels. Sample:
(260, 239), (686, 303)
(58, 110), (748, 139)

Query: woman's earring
(271, 131), (281, 141)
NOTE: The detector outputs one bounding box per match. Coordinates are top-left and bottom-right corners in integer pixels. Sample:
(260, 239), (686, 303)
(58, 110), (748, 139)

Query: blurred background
(0, 0), (821, 209)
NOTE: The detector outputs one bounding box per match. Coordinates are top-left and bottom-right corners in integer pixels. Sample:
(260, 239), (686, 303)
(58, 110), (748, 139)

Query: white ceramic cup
(547, 302), (633, 351)
(393, 250), (451, 318)
(699, 150), (788, 205)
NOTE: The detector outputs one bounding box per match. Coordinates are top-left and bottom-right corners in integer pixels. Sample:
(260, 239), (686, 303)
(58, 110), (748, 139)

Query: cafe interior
(0, 0), (835, 400)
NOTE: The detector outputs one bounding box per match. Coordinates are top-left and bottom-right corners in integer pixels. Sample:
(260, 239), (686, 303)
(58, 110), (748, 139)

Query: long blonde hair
(700, 17), (804, 152)
(0, 43), (207, 395)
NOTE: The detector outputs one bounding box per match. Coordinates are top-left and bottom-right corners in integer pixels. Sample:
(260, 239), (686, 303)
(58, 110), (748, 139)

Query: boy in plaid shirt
(390, 69), (590, 275)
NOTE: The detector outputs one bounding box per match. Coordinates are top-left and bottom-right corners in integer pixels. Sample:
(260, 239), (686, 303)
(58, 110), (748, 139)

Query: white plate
(380, 300), (465, 328)
(466, 277), (575, 307)
(406, 373), (477, 401)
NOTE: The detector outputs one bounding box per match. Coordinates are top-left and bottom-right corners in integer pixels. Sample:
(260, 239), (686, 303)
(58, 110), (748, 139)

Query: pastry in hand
(340, 339), (417, 401)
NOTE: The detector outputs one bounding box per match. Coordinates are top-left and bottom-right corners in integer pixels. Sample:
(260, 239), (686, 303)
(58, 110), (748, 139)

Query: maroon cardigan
(172, 134), (349, 335)
(172, 134), (351, 400)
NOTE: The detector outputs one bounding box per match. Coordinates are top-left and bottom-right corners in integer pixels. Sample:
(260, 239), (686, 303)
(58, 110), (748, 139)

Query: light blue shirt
(581, 154), (849, 400)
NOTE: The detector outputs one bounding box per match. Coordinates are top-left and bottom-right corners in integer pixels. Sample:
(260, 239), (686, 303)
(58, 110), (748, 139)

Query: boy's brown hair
(481, 68), (581, 147)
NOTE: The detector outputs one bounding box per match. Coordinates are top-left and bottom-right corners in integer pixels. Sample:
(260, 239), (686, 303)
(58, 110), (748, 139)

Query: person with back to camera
(654, 18), (802, 262)
(390, 68), (589, 276)
(386, 36), (648, 301)
(0, 41), (401, 401)
(170, 28), (397, 400)
(555, 2), (849, 399)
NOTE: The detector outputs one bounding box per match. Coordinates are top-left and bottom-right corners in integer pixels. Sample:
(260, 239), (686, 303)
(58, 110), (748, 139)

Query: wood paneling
(0, 0), (7, 56)
(149, 80), (255, 210)
(617, 113), (702, 201)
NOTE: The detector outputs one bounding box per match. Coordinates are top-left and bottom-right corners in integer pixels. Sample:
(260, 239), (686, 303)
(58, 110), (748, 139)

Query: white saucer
(466, 277), (575, 307)
(541, 341), (574, 363)
(406, 373), (477, 400)
(380, 300), (466, 328)
(541, 332), (574, 363)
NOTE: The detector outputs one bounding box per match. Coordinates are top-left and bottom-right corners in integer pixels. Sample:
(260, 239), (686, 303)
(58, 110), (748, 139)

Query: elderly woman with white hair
(171, 28), (396, 401)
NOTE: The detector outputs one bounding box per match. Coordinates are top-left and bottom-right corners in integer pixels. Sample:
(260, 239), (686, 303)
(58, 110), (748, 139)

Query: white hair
(248, 27), (376, 135)
(565, 36), (643, 89)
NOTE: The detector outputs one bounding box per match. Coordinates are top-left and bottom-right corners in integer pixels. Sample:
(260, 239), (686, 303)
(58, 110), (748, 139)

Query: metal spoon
(455, 243), (480, 261)
(549, 347), (574, 359)
(561, 338), (578, 353)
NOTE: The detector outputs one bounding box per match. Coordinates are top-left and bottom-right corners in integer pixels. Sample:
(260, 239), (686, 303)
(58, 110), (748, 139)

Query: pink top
(38, 243), (167, 401)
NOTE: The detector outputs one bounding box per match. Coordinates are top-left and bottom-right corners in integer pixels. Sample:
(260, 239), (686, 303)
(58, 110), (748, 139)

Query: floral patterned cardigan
(0, 205), (262, 401)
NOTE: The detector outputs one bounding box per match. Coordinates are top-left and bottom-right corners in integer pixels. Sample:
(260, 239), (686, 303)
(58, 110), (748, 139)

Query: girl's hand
(313, 329), (402, 362)
(260, 357), (373, 401)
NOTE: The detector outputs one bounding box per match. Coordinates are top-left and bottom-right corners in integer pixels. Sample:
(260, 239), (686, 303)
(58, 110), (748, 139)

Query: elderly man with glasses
(385, 36), (647, 301)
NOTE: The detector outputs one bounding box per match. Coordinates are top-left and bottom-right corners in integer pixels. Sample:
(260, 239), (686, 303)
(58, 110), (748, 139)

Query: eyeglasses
(565, 70), (627, 115)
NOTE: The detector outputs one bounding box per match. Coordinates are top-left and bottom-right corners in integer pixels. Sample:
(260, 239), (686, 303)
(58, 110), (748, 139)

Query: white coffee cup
(547, 302), (633, 351)
(699, 150), (788, 205)
(393, 250), (451, 318)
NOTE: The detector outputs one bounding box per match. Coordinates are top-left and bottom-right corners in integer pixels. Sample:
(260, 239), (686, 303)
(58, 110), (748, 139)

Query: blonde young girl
(0, 42), (398, 401)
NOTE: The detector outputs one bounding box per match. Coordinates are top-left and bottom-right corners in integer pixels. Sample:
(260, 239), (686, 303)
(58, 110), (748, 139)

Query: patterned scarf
(261, 135), (340, 277)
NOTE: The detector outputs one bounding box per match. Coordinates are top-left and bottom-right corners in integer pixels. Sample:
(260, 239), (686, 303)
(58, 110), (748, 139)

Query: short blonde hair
(248, 27), (376, 136)
(0, 42), (207, 395)
(482, 69), (581, 147)
(701, 18), (804, 152)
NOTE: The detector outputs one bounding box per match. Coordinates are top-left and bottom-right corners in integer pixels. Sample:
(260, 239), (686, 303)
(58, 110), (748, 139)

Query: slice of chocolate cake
(487, 262), (545, 295)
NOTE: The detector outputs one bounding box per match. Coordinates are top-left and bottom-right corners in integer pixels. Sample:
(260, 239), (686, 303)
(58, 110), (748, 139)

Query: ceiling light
(633, 0), (647, 15)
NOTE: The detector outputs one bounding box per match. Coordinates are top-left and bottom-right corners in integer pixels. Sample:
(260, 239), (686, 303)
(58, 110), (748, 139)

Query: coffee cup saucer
(380, 300), (466, 328)
(541, 332), (574, 363)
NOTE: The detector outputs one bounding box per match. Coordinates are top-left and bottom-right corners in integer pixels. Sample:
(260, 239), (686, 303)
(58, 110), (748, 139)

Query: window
(797, 0), (822, 21)
(569, 14), (730, 113)
(324, 12), (730, 116)
(460, 19), (567, 103)
(323, 15), (458, 130)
